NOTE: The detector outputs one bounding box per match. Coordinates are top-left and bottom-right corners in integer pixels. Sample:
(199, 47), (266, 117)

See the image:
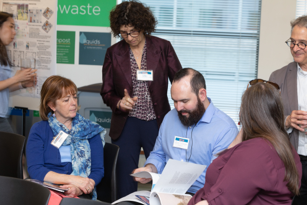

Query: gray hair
(291, 15), (307, 29)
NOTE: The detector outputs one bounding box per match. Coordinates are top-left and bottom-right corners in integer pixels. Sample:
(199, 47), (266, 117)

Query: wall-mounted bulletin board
(1, 0), (117, 112)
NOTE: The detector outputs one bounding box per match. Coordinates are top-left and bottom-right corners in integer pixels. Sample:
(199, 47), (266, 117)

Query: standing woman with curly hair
(100, 0), (182, 197)
(0, 12), (36, 133)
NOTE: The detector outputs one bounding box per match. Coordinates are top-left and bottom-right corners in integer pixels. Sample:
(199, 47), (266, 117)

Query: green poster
(33, 110), (40, 117)
(89, 110), (112, 128)
(57, 0), (116, 27)
(79, 32), (111, 65)
(57, 31), (75, 64)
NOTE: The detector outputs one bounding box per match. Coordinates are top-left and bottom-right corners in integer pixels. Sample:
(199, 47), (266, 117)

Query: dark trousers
(112, 117), (158, 199)
(292, 155), (307, 205)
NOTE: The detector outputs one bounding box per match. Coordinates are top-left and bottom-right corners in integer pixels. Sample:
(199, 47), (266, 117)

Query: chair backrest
(0, 131), (25, 178)
(0, 176), (50, 205)
(96, 142), (120, 203)
(60, 198), (111, 205)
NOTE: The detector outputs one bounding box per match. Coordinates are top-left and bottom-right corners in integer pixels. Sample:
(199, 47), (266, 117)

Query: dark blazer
(269, 62), (299, 150)
(100, 36), (182, 140)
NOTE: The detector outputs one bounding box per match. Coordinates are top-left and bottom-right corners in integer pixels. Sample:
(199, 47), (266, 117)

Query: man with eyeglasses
(269, 15), (307, 205)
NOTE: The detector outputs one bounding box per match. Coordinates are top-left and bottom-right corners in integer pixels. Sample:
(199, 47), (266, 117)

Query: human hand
(14, 68), (37, 83)
(21, 72), (37, 88)
(69, 176), (95, 194)
(285, 110), (307, 132)
(195, 200), (209, 205)
(132, 166), (153, 184)
(119, 89), (138, 112)
(61, 184), (83, 197)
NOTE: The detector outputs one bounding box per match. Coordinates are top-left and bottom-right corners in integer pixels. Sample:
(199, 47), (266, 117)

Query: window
(296, 0), (307, 17)
(124, 0), (262, 124)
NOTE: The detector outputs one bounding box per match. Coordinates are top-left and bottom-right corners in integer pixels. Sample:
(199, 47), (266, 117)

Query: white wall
(257, 0), (297, 80)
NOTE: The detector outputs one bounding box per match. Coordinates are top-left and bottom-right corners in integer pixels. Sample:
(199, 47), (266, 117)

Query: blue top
(0, 64), (12, 118)
(26, 120), (104, 185)
(145, 99), (238, 194)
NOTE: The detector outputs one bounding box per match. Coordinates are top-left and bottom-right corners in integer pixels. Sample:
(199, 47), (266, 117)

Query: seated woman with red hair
(26, 76), (105, 200)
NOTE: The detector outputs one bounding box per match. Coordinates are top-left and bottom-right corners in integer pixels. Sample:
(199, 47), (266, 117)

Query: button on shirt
(145, 98), (238, 194)
(297, 64), (307, 156)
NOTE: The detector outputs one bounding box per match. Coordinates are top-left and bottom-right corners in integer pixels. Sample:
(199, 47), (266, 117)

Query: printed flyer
(0, 0), (57, 98)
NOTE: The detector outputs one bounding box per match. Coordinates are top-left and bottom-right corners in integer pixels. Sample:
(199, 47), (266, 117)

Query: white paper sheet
(131, 171), (160, 190)
(152, 159), (206, 194)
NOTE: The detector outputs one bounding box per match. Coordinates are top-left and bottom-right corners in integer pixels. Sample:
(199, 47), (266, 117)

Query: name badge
(51, 131), (69, 149)
(137, 70), (153, 81)
(173, 136), (189, 150)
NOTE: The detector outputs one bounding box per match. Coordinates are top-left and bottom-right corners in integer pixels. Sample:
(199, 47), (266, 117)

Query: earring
(53, 111), (55, 117)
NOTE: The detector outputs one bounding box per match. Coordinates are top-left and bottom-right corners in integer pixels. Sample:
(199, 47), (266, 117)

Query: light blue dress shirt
(145, 98), (238, 194)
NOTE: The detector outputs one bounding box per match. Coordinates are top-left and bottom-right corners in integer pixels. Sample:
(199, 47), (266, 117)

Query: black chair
(0, 176), (50, 204)
(60, 198), (111, 205)
(96, 142), (120, 203)
(0, 131), (25, 178)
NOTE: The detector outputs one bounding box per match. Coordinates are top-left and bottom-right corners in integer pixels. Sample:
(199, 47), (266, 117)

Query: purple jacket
(100, 36), (182, 140)
(188, 138), (302, 205)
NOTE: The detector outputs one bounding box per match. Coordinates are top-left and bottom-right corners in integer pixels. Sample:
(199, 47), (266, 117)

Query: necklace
(132, 47), (143, 61)
(134, 52), (142, 61)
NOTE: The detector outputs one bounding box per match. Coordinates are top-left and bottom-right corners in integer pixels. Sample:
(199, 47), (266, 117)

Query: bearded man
(133, 68), (238, 195)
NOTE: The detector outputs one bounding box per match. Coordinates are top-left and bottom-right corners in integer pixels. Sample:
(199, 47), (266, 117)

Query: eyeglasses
(120, 30), (140, 38)
(285, 39), (307, 50)
(247, 79), (280, 90)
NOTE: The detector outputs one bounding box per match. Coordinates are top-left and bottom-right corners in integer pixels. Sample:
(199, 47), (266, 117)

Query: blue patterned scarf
(48, 112), (105, 200)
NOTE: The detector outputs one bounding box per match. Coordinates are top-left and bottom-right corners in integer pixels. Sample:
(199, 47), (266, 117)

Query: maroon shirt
(188, 138), (302, 205)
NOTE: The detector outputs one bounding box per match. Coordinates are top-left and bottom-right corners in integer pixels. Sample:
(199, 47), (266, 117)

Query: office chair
(96, 142), (120, 202)
(0, 131), (25, 178)
(0, 176), (50, 205)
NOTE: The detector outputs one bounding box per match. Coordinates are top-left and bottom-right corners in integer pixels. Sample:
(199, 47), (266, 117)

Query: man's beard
(178, 97), (206, 127)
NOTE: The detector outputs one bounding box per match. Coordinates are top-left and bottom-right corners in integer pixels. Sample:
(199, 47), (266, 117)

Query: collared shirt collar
(197, 97), (215, 125)
(297, 63), (307, 76)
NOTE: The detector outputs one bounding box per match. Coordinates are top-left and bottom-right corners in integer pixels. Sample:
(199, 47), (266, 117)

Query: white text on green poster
(90, 110), (111, 128)
(57, 31), (75, 64)
(57, 0), (116, 27)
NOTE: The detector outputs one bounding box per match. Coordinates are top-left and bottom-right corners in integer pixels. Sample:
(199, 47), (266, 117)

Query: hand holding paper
(113, 159), (207, 205)
(131, 170), (160, 190)
(132, 164), (158, 184)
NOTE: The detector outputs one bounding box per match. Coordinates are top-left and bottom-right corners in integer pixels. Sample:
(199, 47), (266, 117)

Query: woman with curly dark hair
(100, 0), (182, 198)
